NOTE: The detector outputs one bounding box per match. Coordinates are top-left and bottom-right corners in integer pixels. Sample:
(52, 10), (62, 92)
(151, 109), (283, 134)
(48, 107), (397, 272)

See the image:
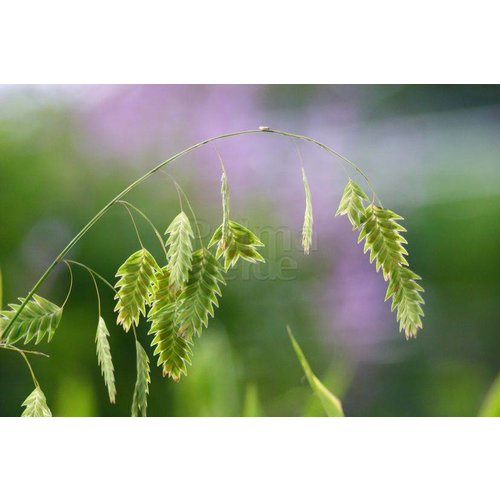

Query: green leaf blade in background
(478, 373), (500, 417)
(174, 329), (239, 417)
(242, 382), (263, 417)
(287, 326), (344, 417)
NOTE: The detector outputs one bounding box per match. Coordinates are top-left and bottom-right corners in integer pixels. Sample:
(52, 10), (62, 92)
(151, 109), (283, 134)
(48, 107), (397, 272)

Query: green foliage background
(1, 85), (499, 416)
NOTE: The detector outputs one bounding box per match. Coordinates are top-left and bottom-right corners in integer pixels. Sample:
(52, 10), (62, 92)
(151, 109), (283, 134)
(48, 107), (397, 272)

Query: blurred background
(0, 84), (499, 417)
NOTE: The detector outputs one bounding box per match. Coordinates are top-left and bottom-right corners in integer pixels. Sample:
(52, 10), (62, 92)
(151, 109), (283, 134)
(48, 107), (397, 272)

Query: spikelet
(21, 387), (52, 417)
(358, 204), (424, 338)
(209, 221), (265, 271)
(165, 212), (194, 292)
(114, 248), (159, 332)
(149, 302), (193, 381)
(385, 265), (425, 339)
(337, 180), (425, 339)
(0, 295), (62, 345)
(96, 317), (116, 403)
(148, 266), (193, 381)
(336, 179), (369, 229)
(211, 167), (265, 269)
(131, 340), (151, 417)
(357, 205), (409, 281)
(301, 168), (313, 254)
(175, 249), (225, 339)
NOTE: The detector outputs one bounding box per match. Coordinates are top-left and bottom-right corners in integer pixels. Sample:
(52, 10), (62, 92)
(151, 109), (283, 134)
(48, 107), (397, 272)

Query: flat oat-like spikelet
(0, 294), (63, 345)
(95, 316), (116, 403)
(149, 302), (193, 381)
(147, 266), (193, 381)
(336, 179), (369, 229)
(175, 248), (225, 339)
(301, 167), (313, 255)
(385, 265), (425, 339)
(114, 248), (159, 332)
(210, 167), (265, 270)
(209, 221), (265, 271)
(131, 340), (151, 417)
(358, 204), (409, 281)
(357, 203), (424, 338)
(165, 211), (194, 292)
(21, 387), (52, 417)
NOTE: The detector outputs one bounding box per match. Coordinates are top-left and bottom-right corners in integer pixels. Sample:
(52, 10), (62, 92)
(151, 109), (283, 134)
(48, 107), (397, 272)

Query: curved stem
(171, 180), (204, 247)
(0, 343), (49, 358)
(64, 260), (115, 293)
(61, 261), (74, 309)
(162, 173), (184, 212)
(7, 346), (40, 387)
(116, 200), (168, 259)
(160, 171), (204, 247)
(270, 129), (381, 205)
(20, 350), (38, 386)
(2, 128), (377, 337)
(121, 203), (144, 248)
(89, 269), (102, 318)
(292, 140), (306, 175)
(0, 342), (49, 387)
(65, 260), (103, 318)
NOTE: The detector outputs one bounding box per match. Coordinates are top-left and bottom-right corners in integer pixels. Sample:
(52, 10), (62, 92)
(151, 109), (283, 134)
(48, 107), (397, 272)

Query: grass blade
(478, 373), (500, 417)
(287, 326), (344, 417)
(242, 382), (263, 417)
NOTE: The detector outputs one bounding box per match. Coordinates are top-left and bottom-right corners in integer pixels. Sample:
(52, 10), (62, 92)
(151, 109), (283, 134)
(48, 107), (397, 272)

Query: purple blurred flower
(80, 85), (265, 160)
(314, 219), (393, 362)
